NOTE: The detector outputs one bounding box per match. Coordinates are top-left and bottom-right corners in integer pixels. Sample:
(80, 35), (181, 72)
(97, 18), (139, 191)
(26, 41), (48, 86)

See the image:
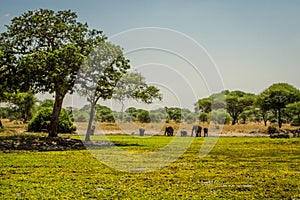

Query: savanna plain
(0, 121), (300, 199)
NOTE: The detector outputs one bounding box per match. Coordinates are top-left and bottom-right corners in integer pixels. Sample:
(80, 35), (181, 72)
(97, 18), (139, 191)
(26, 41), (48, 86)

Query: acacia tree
(0, 9), (104, 137)
(76, 43), (161, 141)
(258, 83), (300, 128)
(76, 41), (130, 141)
(225, 91), (255, 125)
(194, 97), (212, 113)
(255, 95), (271, 126)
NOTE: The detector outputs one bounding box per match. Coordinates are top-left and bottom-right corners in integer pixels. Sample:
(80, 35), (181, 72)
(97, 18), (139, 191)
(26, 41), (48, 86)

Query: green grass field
(1, 136), (300, 199)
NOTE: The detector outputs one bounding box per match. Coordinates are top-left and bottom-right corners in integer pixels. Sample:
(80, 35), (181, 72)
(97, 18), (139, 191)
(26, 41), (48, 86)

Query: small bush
(291, 119), (300, 126)
(267, 126), (279, 134)
(28, 107), (76, 133)
(137, 110), (151, 123)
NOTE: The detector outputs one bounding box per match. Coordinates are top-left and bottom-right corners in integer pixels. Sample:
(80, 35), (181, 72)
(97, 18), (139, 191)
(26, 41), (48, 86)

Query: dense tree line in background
(195, 83), (300, 128)
(1, 82), (300, 130)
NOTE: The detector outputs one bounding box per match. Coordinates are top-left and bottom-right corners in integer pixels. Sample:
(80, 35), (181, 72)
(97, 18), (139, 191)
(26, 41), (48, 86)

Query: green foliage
(1, 9), (105, 137)
(226, 91), (255, 125)
(28, 107), (76, 133)
(6, 92), (37, 122)
(76, 41), (130, 102)
(39, 99), (55, 108)
(124, 107), (138, 122)
(137, 110), (151, 123)
(210, 108), (231, 124)
(211, 91), (227, 110)
(195, 90), (255, 125)
(267, 126), (279, 134)
(73, 104), (115, 123)
(258, 83), (300, 128)
(75, 40), (130, 140)
(195, 97), (212, 113)
(286, 101), (300, 126)
(96, 105), (115, 122)
(165, 107), (182, 122)
(148, 108), (166, 123)
(199, 112), (209, 123)
(113, 72), (162, 109)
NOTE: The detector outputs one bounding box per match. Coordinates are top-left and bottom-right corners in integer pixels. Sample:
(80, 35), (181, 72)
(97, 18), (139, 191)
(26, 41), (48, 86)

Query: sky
(1, 0), (299, 111)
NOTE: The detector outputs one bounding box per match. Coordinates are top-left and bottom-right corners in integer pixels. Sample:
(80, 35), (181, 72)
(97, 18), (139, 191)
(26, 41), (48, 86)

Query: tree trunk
(231, 116), (238, 125)
(0, 119), (3, 129)
(85, 102), (96, 142)
(48, 92), (64, 137)
(263, 118), (267, 126)
(120, 101), (125, 121)
(278, 109), (282, 128)
(262, 113), (267, 126)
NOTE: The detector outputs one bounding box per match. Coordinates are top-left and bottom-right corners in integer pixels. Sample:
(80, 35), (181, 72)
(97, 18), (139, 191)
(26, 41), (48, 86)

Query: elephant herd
(137, 125), (209, 137)
(164, 125), (208, 137)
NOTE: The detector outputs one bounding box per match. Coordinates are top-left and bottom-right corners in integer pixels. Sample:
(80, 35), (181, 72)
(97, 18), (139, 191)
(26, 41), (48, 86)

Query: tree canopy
(0, 9), (105, 136)
(75, 40), (130, 141)
(225, 90), (255, 125)
(257, 83), (300, 128)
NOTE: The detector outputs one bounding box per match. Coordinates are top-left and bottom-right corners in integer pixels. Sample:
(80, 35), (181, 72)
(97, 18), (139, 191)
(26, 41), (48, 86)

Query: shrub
(28, 107), (76, 133)
(198, 112), (209, 123)
(209, 109), (231, 124)
(137, 110), (151, 123)
(267, 126), (279, 134)
(291, 119), (300, 126)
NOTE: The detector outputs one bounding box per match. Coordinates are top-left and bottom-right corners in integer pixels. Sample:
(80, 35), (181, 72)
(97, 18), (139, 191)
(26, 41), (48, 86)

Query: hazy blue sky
(1, 0), (299, 110)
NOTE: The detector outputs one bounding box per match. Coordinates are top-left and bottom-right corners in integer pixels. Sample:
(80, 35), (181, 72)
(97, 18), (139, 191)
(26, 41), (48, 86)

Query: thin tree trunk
(0, 119), (3, 129)
(85, 102), (96, 142)
(48, 92), (64, 137)
(278, 109), (282, 128)
(263, 118), (267, 126)
(120, 101), (125, 121)
(231, 115), (238, 125)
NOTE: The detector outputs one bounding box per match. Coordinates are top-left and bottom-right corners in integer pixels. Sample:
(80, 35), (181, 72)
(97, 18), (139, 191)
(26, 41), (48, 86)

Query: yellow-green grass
(1, 136), (299, 199)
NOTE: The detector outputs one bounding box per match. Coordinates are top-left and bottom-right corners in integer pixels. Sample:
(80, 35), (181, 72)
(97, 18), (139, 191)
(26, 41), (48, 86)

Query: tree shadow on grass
(0, 135), (141, 152)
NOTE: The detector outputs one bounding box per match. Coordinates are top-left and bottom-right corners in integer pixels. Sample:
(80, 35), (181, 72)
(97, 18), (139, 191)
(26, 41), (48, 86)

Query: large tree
(255, 95), (271, 126)
(0, 9), (104, 137)
(194, 97), (212, 113)
(225, 90), (255, 125)
(0, 47), (17, 128)
(76, 43), (161, 141)
(76, 41), (130, 141)
(258, 83), (300, 128)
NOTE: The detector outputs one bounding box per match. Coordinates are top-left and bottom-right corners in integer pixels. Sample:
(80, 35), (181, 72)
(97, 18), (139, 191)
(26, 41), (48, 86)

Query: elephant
(164, 126), (174, 136)
(139, 128), (145, 136)
(180, 130), (187, 136)
(192, 125), (202, 137)
(203, 127), (208, 137)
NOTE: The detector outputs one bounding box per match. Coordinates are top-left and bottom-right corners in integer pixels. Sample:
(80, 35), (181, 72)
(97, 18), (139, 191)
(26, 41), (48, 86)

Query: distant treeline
(1, 83), (299, 129)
